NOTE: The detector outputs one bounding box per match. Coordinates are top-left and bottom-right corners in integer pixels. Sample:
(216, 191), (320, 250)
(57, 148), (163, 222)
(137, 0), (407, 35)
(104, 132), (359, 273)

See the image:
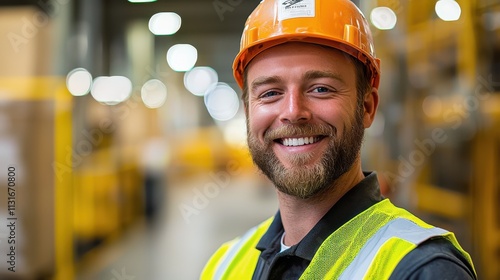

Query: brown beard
(247, 106), (365, 199)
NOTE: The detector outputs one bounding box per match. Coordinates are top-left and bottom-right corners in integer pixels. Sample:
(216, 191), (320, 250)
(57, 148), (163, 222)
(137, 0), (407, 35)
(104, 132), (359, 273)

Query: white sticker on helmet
(277, 0), (315, 21)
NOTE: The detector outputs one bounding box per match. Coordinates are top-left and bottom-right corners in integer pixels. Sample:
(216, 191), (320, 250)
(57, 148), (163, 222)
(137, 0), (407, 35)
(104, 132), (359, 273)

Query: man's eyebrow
(249, 71), (345, 93)
(250, 76), (283, 93)
(303, 70), (345, 83)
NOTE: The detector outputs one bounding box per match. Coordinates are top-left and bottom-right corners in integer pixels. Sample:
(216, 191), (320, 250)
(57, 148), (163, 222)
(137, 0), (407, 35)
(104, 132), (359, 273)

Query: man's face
(245, 42), (366, 199)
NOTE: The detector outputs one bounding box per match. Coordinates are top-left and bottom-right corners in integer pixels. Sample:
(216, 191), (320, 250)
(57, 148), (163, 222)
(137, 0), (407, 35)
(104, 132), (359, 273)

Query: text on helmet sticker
(277, 0), (315, 21)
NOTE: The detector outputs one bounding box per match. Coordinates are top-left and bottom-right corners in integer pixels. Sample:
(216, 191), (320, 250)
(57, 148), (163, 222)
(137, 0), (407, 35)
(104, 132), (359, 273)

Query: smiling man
(201, 0), (476, 279)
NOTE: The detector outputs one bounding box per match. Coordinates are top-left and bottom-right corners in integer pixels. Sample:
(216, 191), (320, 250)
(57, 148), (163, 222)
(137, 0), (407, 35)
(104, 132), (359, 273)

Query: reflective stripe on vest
(214, 225), (259, 279)
(201, 217), (273, 280)
(339, 218), (448, 279)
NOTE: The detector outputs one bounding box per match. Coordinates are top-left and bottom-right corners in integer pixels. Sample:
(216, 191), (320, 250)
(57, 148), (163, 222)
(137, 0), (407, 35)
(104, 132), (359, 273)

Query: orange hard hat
(233, 0), (381, 89)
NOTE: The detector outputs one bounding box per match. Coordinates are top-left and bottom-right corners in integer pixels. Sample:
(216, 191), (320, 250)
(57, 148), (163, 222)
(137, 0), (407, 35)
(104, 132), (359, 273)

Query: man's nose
(279, 90), (312, 124)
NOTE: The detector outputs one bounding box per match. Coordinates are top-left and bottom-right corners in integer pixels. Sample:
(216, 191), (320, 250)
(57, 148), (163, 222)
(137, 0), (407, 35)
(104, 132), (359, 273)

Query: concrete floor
(76, 172), (278, 280)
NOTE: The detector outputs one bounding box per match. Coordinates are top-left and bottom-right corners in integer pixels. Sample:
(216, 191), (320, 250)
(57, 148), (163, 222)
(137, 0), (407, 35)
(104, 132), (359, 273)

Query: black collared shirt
(251, 172), (476, 280)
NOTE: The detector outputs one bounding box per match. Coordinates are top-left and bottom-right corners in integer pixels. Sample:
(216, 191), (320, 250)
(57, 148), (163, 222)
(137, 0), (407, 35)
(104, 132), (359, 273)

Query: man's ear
(363, 87), (379, 128)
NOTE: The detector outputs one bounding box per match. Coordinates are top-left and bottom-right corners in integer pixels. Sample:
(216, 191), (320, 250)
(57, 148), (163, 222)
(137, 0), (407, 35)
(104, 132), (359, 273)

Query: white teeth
(282, 137), (317, 147)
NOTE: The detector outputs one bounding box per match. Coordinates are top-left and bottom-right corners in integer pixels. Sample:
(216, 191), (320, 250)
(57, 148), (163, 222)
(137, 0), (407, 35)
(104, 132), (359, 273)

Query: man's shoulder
(390, 237), (477, 279)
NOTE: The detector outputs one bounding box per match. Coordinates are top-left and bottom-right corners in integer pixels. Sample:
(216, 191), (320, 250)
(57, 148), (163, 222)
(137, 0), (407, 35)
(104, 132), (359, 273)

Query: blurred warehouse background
(0, 0), (499, 279)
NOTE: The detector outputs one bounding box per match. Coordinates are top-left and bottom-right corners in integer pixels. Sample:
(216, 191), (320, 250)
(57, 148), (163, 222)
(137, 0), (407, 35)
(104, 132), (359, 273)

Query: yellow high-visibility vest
(201, 199), (475, 280)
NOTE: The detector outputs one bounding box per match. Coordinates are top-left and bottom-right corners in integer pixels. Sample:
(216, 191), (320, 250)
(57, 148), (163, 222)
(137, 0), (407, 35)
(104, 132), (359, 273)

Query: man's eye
(311, 87), (332, 93)
(261, 91), (280, 98)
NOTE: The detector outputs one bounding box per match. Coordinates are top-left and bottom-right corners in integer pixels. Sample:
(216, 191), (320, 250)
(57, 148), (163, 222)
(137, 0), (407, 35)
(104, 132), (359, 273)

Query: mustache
(264, 124), (337, 142)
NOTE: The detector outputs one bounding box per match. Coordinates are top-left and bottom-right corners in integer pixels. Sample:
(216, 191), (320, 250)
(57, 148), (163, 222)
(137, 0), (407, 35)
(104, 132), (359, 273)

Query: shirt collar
(256, 171), (383, 260)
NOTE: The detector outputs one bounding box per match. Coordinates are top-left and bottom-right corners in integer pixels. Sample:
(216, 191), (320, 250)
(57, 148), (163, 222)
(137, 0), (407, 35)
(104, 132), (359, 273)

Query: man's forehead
(250, 41), (347, 61)
(246, 46), (354, 84)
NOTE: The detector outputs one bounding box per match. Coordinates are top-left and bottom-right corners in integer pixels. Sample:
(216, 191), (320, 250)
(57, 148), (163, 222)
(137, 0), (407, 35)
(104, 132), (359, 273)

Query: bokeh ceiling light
(129, 0), (156, 3)
(184, 66), (218, 96)
(435, 0), (461, 21)
(166, 44), (198, 72)
(204, 83), (240, 121)
(66, 68), (92, 96)
(149, 12), (181, 35)
(91, 76), (132, 105)
(370, 7), (397, 30)
(141, 79), (167, 108)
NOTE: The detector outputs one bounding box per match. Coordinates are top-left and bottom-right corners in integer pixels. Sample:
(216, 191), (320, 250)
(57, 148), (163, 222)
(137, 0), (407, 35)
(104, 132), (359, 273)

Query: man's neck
(277, 165), (365, 247)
